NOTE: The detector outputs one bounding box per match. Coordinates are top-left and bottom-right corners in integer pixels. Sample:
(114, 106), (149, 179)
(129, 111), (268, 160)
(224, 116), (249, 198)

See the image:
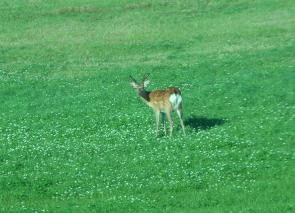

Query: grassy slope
(0, 0), (295, 212)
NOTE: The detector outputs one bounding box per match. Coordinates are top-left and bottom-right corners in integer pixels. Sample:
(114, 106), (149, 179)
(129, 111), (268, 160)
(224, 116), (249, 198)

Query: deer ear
(130, 81), (139, 89)
(143, 79), (150, 88)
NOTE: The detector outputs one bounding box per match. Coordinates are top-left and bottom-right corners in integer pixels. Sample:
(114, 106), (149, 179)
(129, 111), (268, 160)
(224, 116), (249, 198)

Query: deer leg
(166, 111), (174, 137)
(161, 112), (167, 135)
(155, 110), (160, 136)
(176, 107), (186, 136)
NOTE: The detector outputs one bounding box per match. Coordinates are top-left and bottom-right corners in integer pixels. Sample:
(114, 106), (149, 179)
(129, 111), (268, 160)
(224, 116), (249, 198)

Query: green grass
(1, 0), (295, 212)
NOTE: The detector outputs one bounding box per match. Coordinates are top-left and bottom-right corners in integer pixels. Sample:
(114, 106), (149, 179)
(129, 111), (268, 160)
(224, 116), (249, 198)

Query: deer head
(129, 74), (150, 91)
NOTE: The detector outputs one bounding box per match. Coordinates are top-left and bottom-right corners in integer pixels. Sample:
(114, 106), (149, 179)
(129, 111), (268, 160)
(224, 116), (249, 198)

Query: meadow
(0, 0), (294, 212)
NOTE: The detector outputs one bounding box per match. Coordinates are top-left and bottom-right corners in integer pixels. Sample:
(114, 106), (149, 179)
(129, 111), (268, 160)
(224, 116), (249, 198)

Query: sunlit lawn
(0, 0), (294, 212)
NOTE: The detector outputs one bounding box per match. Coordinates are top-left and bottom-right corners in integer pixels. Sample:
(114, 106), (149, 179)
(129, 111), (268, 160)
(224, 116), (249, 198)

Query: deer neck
(138, 89), (150, 102)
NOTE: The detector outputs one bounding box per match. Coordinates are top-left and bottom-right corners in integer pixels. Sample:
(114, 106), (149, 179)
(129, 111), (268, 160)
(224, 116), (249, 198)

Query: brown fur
(144, 87), (181, 113)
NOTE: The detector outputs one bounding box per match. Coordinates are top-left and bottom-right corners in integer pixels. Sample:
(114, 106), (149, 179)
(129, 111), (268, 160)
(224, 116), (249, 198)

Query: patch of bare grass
(125, 2), (153, 10)
(50, 6), (105, 15)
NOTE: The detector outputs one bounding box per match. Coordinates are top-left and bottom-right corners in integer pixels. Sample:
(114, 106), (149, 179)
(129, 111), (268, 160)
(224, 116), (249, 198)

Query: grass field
(1, 0), (295, 212)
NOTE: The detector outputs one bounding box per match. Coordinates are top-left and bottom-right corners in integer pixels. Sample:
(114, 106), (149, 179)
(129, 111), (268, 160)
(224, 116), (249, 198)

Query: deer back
(147, 87), (181, 111)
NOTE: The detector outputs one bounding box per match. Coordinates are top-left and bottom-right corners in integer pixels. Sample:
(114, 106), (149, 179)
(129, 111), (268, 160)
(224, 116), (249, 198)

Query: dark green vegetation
(1, 0), (294, 212)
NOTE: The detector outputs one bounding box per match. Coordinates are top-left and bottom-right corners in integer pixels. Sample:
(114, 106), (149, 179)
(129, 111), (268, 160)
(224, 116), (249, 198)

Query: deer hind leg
(155, 110), (160, 136)
(176, 103), (186, 135)
(166, 111), (174, 137)
(161, 112), (167, 135)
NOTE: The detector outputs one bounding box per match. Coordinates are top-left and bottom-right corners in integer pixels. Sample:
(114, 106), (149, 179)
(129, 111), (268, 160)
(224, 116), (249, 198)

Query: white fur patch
(169, 94), (182, 110)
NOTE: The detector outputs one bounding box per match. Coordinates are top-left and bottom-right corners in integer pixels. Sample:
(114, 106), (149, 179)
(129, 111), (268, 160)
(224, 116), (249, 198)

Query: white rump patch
(169, 94), (182, 110)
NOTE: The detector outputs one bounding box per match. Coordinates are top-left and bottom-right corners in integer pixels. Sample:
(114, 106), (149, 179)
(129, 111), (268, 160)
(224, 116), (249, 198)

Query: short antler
(129, 75), (137, 83)
(142, 73), (150, 82)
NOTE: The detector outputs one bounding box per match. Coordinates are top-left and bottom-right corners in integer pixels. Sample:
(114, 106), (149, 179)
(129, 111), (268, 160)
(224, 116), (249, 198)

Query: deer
(129, 74), (185, 137)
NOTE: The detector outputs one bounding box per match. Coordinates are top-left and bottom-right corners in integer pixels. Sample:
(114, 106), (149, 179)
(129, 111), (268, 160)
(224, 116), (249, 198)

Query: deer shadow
(184, 115), (226, 131)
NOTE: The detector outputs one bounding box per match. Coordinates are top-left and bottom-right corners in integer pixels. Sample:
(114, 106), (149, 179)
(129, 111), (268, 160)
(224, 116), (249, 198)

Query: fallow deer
(130, 74), (185, 136)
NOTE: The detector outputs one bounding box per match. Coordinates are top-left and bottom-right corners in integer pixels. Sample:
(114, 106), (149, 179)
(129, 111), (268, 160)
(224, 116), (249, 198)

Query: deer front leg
(155, 110), (160, 136)
(166, 111), (174, 137)
(161, 112), (167, 135)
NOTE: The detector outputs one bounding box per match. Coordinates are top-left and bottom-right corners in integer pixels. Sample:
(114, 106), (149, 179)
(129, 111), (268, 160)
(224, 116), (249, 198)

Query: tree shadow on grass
(184, 115), (226, 131)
